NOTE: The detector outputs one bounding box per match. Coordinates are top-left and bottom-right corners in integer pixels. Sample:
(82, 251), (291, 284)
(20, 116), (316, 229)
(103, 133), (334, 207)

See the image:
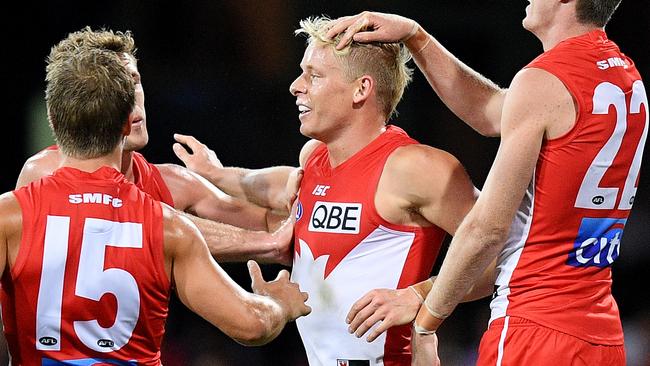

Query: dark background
(2, 1), (649, 365)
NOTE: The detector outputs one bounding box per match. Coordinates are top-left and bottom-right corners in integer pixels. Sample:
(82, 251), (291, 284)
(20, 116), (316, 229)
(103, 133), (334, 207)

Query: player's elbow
(231, 314), (276, 346)
(464, 217), (510, 251)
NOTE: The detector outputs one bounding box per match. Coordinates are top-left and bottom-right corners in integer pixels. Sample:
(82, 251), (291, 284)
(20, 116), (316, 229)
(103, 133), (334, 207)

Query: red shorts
(476, 316), (625, 366)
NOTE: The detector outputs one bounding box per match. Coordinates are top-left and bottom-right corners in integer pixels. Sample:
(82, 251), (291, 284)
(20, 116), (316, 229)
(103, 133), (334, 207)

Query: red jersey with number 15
(491, 30), (647, 345)
(1, 166), (170, 365)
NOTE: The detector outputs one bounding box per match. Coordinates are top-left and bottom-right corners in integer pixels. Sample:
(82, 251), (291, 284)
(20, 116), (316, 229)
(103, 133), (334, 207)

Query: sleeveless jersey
(45, 146), (174, 207)
(491, 30), (648, 345)
(292, 125), (447, 365)
(2, 166), (170, 365)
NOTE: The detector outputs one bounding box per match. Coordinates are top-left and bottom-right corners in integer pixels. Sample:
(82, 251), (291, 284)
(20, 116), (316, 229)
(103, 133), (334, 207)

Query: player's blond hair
(296, 16), (413, 120)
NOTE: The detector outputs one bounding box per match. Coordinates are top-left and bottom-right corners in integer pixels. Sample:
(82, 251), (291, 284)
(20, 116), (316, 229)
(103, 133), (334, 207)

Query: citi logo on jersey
(68, 193), (123, 207)
(567, 217), (626, 267)
(308, 201), (362, 234)
(312, 184), (331, 196)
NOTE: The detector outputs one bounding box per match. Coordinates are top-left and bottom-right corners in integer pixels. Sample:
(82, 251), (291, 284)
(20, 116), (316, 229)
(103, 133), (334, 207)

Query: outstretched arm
(165, 206), (310, 345)
(326, 12), (506, 136)
(157, 163), (287, 231)
(178, 207), (296, 266)
(173, 134), (296, 213)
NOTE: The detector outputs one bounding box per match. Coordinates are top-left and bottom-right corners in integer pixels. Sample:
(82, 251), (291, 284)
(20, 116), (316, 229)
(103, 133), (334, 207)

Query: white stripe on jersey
(490, 176), (536, 324)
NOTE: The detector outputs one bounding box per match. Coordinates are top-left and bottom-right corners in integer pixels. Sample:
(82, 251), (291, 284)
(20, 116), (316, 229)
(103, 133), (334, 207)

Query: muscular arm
(172, 134), (296, 213)
(179, 211), (294, 266)
(405, 27), (506, 136)
(415, 68), (575, 332)
(156, 163), (284, 231)
(173, 135), (321, 214)
(0, 192), (23, 280)
(348, 144), (480, 341)
(326, 12), (506, 136)
(164, 206), (310, 345)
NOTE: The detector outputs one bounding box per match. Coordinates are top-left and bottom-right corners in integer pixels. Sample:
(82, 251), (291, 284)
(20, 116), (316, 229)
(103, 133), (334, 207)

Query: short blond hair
(296, 16), (413, 120)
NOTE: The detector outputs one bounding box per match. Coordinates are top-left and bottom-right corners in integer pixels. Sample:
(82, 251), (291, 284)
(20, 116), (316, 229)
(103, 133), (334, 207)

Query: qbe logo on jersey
(308, 201), (362, 234)
(567, 217), (626, 268)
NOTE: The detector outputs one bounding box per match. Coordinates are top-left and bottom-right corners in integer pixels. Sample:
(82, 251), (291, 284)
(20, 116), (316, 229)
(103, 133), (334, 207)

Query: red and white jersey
(491, 30), (648, 345)
(2, 166), (170, 365)
(46, 145), (175, 207)
(292, 126), (447, 366)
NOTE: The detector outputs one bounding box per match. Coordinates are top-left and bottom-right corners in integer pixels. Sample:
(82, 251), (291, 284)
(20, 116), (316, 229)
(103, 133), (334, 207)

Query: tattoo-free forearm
(405, 27), (506, 137)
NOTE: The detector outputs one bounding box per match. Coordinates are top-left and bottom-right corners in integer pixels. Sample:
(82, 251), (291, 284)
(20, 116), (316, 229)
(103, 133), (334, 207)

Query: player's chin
(124, 135), (149, 151)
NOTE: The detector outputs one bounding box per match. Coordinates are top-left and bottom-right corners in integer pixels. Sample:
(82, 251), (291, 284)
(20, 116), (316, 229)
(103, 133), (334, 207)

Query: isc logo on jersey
(308, 201), (362, 234)
(69, 193), (123, 208)
(567, 217), (626, 268)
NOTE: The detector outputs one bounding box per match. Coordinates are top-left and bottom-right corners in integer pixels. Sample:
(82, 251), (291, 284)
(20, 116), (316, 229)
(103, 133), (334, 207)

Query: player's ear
(352, 75), (374, 104)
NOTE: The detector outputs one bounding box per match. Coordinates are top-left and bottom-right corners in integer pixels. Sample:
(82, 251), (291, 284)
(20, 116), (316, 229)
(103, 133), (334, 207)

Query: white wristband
(413, 323), (436, 336)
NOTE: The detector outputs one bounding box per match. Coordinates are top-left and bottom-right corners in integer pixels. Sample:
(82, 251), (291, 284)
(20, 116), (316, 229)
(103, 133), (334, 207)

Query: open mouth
(298, 104), (311, 117)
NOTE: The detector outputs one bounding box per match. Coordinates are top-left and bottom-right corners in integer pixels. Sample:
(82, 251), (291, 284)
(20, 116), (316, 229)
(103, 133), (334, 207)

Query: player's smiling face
(290, 43), (357, 141)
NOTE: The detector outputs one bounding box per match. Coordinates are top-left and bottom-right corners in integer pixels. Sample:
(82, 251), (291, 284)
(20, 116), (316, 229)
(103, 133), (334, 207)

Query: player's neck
(325, 115), (387, 168)
(537, 21), (601, 51)
(120, 150), (136, 182)
(59, 147), (123, 174)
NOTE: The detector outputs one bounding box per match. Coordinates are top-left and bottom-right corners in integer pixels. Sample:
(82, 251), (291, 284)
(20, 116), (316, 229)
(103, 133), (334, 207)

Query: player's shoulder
(299, 139), (325, 167)
(387, 144), (464, 177)
(511, 67), (567, 98)
(16, 147), (63, 188)
(161, 203), (200, 239)
(0, 191), (22, 233)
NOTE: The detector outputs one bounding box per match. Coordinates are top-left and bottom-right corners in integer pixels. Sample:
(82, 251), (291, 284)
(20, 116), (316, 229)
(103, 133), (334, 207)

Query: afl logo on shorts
(567, 217), (626, 267)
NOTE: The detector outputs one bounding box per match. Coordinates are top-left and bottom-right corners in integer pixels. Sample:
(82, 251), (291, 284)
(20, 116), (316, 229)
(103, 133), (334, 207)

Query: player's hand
(284, 168), (303, 213)
(347, 288), (421, 342)
(326, 12), (419, 50)
(173, 133), (224, 179)
(411, 328), (440, 366)
(268, 201), (299, 266)
(248, 260), (311, 321)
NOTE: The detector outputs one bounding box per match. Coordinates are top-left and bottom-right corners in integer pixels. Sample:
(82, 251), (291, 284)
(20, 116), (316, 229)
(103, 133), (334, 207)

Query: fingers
(302, 301), (312, 316)
(172, 142), (190, 162)
(247, 260), (264, 291)
(349, 300), (380, 336)
(346, 292), (373, 324)
(325, 15), (355, 40)
(366, 317), (392, 342)
(173, 133), (206, 153)
(353, 312), (384, 341)
(285, 168), (303, 212)
(335, 16), (370, 50)
(275, 268), (290, 281)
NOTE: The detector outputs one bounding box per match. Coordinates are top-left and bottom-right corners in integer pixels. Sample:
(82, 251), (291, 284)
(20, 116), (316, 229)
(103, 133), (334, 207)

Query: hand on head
(325, 12), (419, 50)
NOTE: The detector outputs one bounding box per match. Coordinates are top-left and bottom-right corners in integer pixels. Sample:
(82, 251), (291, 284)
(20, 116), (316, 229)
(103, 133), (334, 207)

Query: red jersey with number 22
(491, 30), (647, 345)
(2, 166), (170, 365)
